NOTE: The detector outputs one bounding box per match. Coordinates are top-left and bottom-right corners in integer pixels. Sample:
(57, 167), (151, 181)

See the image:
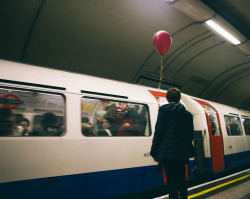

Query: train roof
(1, 59), (250, 116)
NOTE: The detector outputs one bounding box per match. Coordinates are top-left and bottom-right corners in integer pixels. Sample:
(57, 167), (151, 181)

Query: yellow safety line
(188, 173), (250, 199)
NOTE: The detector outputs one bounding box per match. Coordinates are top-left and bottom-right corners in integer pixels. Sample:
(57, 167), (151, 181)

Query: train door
(195, 100), (225, 172)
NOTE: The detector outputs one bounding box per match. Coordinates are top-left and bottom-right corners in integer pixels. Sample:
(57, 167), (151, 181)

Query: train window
(81, 97), (151, 137)
(0, 87), (65, 136)
(203, 104), (221, 136)
(224, 115), (243, 136)
(242, 118), (250, 135)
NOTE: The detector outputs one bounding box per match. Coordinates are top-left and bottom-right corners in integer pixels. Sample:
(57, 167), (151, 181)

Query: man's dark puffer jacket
(150, 102), (194, 163)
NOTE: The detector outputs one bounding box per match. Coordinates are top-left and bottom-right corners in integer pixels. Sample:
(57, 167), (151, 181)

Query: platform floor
(154, 169), (250, 199)
(205, 179), (250, 199)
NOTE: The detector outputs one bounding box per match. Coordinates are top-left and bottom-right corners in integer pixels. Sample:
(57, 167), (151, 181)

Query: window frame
(81, 96), (152, 137)
(0, 86), (66, 137)
(224, 115), (243, 136)
(241, 117), (250, 136)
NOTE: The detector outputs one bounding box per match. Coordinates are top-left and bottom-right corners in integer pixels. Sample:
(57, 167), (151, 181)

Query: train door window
(203, 105), (221, 136)
(81, 97), (151, 137)
(0, 87), (65, 136)
(224, 115), (243, 136)
(242, 118), (250, 135)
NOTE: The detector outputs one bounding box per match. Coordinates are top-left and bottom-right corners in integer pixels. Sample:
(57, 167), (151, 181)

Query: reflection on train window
(0, 87), (65, 136)
(224, 115), (243, 136)
(242, 118), (250, 135)
(81, 98), (151, 137)
(203, 105), (221, 136)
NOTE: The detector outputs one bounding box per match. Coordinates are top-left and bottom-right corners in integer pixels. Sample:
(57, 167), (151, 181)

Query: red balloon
(153, 30), (172, 55)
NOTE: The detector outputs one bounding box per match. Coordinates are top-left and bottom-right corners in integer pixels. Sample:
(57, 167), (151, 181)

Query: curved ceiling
(0, 0), (250, 110)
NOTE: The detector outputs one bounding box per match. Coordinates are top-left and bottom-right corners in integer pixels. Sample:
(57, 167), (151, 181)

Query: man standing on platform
(150, 88), (194, 199)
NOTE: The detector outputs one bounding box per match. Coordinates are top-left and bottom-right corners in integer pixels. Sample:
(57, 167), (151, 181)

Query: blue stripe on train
(188, 151), (250, 178)
(224, 151), (250, 169)
(1, 151), (249, 199)
(0, 165), (162, 199)
(203, 151), (250, 174)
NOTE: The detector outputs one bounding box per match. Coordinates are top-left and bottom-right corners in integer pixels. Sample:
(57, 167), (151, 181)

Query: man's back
(150, 88), (192, 199)
(150, 102), (193, 162)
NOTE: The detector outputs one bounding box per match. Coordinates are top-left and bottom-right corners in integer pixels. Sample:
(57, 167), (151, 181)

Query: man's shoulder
(158, 105), (168, 114)
(159, 104), (169, 110)
(185, 110), (192, 117)
(183, 110), (193, 124)
(178, 110), (192, 121)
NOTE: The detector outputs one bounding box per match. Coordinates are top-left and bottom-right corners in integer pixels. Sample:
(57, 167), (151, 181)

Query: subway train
(0, 59), (249, 199)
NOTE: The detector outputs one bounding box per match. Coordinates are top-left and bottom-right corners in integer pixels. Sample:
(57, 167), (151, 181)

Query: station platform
(154, 169), (250, 199)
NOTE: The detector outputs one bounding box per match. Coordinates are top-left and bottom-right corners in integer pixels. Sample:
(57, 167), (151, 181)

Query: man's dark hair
(166, 88), (181, 103)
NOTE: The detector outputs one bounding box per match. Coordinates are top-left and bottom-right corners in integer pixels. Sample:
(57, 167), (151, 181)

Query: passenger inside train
(32, 112), (63, 136)
(225, 116), (243, 136)
(116, 102), (140, 136)
(0, 87), (65, 137)
(96, 99), (117, 131)
(82, 123), (94, 136)
(98, 116), (116, 136)
(18, 118), (32, 136)
(0, 108), (15, 136)
(0, 108), (24, 136)
(81, 97), (150, 137)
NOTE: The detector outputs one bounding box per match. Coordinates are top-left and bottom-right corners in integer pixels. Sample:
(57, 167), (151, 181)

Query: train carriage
(0, 59), (249, 198)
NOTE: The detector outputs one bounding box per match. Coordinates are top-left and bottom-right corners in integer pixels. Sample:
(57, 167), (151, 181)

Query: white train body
(0, 59), (249, 198)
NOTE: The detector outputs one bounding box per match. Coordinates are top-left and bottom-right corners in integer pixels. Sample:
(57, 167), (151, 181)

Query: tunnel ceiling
(0, 0), (250, 111)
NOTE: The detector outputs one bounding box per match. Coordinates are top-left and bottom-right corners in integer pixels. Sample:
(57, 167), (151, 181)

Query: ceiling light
(165, 0), (214, 21)
(205, 20), (241, 45)
(164, 0), (178, 4)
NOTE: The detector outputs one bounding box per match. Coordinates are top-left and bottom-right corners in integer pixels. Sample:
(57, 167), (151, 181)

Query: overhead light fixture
(166, 0), (249, 56)
(205, 20), (241, 45)
(164, 0), (215, 21)
(164, 0), (178, 4)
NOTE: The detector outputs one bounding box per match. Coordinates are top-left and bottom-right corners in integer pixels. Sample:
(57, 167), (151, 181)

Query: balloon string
(158, 55), (163, 91)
